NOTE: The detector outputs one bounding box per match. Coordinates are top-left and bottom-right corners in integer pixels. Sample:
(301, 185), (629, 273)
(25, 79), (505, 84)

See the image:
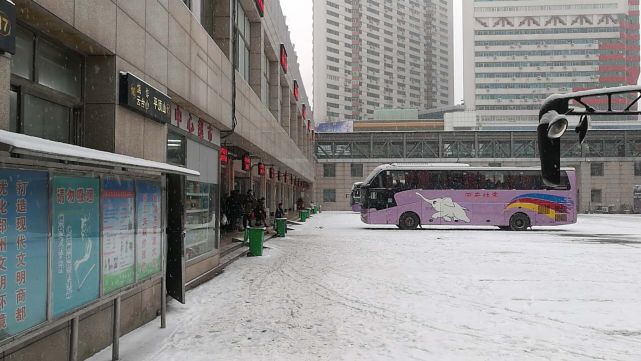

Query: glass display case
(184, 181), (217, 259)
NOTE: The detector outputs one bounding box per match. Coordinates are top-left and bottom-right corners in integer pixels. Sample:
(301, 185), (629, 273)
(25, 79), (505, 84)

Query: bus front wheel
(399, 212), (420, 230)
(509, 213), (530, 231)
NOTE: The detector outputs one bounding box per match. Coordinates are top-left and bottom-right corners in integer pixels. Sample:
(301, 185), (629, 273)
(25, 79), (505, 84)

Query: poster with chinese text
(51, 176), (100, 317)
(0, 169), (48, 339)
(135, 181), (162, 280)
(101, 178), (135, 294)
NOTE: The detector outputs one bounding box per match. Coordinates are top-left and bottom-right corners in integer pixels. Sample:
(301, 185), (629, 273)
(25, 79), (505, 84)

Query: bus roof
(364, 163), (576, 185)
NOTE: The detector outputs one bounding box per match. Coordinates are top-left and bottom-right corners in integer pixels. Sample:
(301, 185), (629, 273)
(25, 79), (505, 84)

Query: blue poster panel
(135, 181), (162, 280)
(0, 169), (48, 339)
(101, 178), (135, 294)
(51, 176), (100, 317)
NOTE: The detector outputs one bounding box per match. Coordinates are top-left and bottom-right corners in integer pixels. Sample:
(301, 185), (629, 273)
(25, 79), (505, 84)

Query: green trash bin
(275, 218), (287, 237)
(248, 227), (265, 256)
(299, 210), (306, 222)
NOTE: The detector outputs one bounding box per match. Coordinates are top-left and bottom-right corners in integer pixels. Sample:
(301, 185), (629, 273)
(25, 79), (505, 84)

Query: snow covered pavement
(89, 213), (641, 361)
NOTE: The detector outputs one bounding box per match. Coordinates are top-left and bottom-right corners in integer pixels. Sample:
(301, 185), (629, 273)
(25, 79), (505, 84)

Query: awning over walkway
(0, 130), (199, 176)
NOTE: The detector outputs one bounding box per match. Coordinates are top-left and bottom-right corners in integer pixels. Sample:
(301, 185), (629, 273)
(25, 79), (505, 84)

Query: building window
(10, 25), (83, 144)
(323, 164), (336, 177)
(591, 162), (604, 176)
(351, 163), (363, 178)
(635, 161), (641, 176)
(323, 189), (336, 202)
(234, 1), (251, 81)
(23, 95), (72, 143)
(167, 131), (186, 166)
(182, 0), (191, 8)
(591, 189), (602, 204)
(37, 37), (83, 98)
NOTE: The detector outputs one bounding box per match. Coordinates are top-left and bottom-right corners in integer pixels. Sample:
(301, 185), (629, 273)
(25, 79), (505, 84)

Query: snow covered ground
(89, 213), (641, 361)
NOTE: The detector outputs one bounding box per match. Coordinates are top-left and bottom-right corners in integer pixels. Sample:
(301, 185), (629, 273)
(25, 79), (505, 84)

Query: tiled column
(213, 0), (232, 58)
(249, 22), (263, 100)
(0, 56), (9, 131)
(280, 85), (291, 134)
(290, 102), (297, 141)
(269, 61), (281, 121)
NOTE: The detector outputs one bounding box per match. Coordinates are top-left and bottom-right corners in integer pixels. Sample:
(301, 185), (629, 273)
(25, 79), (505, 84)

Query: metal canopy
(0, 130), (200, 176)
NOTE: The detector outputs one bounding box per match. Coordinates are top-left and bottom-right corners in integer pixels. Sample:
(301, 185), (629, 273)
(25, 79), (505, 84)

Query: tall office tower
(463, 0), (640, 129)
(313, 0), (454, 123)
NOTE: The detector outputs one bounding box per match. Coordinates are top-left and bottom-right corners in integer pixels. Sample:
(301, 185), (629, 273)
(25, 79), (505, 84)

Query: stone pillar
(269, 61), (280, 120)
(213, 0), (232, 58)
(0, 55), (10, 131)
(280, 85), (290, 134)
(249, 22), (263, 100)
(84, 55), (116, 151)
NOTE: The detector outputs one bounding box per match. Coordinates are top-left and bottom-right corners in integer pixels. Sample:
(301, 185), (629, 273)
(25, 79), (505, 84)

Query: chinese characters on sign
(52, 176), (100, 317)
(170, 104), (219, 146)
(102, 178), (135, 294)
(464, 192), (499, 199)
(135, 181), (162, 280)
(0, 169), (47, 339)
(119, 72), (171, 124)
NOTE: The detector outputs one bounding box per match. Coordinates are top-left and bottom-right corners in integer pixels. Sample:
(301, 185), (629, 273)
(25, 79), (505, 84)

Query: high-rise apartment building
(313, 0), (454, 123)
(463, 0), (640, 129)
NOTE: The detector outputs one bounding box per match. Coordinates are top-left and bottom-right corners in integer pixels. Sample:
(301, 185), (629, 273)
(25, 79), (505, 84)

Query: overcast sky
(280, 0), (465, 108)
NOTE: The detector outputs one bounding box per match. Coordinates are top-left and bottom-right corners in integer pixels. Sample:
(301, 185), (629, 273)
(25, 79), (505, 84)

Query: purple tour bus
(350, 182), (363, 212)
(360, 163), (577, 230)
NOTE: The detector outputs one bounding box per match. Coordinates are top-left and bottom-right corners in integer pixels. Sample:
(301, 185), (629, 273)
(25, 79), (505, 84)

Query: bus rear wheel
(509, 213), (530, 231)
(399, 212), (420, 230)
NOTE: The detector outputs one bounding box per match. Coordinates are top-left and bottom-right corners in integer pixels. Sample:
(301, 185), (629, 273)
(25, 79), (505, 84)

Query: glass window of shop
(167, 132), (187, 166)
(10, 25), (83, 145)
(234, 1), (251, 81)
(185, 139), (220, 260)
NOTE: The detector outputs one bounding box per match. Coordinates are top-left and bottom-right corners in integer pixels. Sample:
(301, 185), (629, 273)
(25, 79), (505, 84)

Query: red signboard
(269, 167), (275, 179)
(293, 80), (299, 101)
(280, 44), (288, 74)
(220, 147), (229, 165)
(302, 104), (307, 119)
(242, 154), (251, 171)
(258, 163), (265, 176)
(255, 0), (264, 17)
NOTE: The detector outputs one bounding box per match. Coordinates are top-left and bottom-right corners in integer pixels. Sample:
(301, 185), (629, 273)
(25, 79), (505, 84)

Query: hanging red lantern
(242, 154), (251, 171)
(220, 147), (229, 165)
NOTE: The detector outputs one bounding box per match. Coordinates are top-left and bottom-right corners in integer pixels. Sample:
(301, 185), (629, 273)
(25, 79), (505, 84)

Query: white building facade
(463, 0), (640, 130)
(313, 0), (454, 123)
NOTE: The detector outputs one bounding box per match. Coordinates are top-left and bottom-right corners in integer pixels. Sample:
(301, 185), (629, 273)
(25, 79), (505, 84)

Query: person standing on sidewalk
(275, 202), (284, 219)
(243, 190), (256, 229)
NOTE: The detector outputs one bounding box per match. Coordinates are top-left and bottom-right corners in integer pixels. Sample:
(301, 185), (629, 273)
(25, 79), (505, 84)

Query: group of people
(222, 189), (286, 231)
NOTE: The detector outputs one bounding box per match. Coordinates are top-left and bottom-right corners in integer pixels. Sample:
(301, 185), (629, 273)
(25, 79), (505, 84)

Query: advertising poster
(135, 181), (162, 280)
(51, 176), (100, 317)
(102, 178), (135, 294)
(0, 169), (48, 339)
